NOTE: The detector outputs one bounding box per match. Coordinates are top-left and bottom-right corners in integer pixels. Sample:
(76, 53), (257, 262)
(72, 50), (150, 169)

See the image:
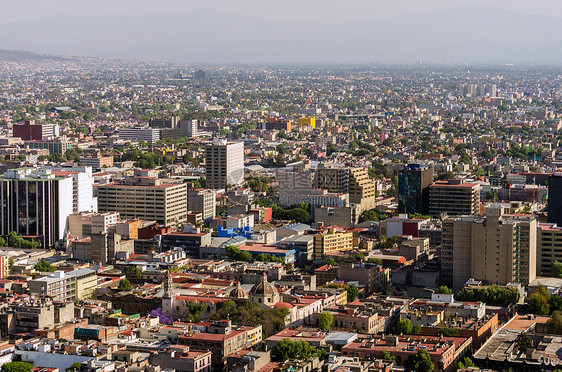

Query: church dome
(229, 282), (248, 298)
(250, 273), (278, 296)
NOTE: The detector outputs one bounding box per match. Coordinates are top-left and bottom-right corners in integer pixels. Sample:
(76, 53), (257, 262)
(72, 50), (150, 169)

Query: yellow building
(298, 116), (316, 129)
(313, 227), (353, 260)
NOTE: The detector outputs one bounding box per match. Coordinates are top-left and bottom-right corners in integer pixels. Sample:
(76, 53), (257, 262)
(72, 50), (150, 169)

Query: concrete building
(26, 140), (73, 155)
(45, 165), (97, 213)
(398, 163), (433, 215)
(315, 165), (376, 210)
(29, 268), (97, 302)
(98, 177), (187, 227)
(71, 232), (134, 264)
(79, 155), (114, 170)
(150, 346), (211, 372)
(205, 140), (244, 189)
(314, 205), (360, 227)
(119, 128), (160, 144)
(537, 223), (562, 276)
(442, 205), (537, 291)
(188, 189), (216, 221)
(0, 168), (73, 248)
(313, 227), (353, 261)
(429, 179), (480, 217)
(277, 168), (315, 207)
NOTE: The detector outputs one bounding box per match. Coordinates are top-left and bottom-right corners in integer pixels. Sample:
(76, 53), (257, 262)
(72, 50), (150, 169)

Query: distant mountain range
(1, 6), (562, 64)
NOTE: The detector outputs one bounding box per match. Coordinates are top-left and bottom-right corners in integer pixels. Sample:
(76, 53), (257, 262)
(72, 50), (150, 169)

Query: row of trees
(211, 300), (289, 338)
(0, 231), (40, 249)
(456, 285), (520, 306)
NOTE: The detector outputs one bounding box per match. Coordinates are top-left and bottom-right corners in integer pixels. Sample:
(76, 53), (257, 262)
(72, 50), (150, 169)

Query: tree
(35, 259), (56, 272)
(553, 261), (562, 278)
(65, 363), (83, 372)
(515, 332), (533, 352)
(271, 338), (327, 362)
(1, 362), (32, 372)
(528, 285), (551, 315)
(358, 209), (380, 223)
(319, 311), (333, 331)
(366, 257), (383, 265)
(397, 319), (413, 334)
(148, 308), (173, 325)
(404, 349), (434, 372)
(322, 257), (337, 266)
(437, 327), (459, 336)
(118, 279), (132, 290)
(347, 284), (359, 303)
(547, 311), (562, 334)
(435, 285), (452, 294)
(412, 324), (422, 335)
(455, 357), (475, 371)
(378, 350), (396, 361)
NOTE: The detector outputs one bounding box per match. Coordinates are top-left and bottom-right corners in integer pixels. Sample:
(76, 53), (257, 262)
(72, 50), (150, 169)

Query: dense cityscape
(0, 54), (562, 372)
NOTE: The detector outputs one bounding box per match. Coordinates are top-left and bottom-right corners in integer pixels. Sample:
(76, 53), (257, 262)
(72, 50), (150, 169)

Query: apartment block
(313, 227), (353, 261)
(537, 223), (562, 276)
(29, 268), (97, 302)
(442, 205), (537, 291)
(188, 189), (216, 221)
(429, 179), (480, 217)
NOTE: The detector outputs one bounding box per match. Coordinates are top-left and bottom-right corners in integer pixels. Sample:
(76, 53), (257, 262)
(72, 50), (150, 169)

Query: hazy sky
(2, 0), (562, 24)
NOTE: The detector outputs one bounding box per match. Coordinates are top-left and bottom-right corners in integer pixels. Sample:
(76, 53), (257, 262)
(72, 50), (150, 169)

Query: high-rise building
(315, 164), (376, 210)
(548, 172), (562, 226)
(181, 119), (200, 138)
(442, 205), (537, 291)
(0, 168), (73, 248)
(537, 223), (562, 276)
(398, 164), (433, 215)
(205, 140), (244, 189)
(429, 179), (480, 217)
(97, 177), (187, 227)
(45, 165), (97, 213)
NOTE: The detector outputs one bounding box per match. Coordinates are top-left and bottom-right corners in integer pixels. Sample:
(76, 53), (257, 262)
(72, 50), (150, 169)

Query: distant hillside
(1, 6), (562, 64)
(0, 48), (59, 61)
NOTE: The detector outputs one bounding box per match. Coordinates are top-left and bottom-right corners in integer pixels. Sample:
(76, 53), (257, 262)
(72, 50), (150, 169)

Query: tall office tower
(441, 205), (537, 291)
(398, 164), (433, 215)
(429, 179), (480, 217)
(97, 177), (187, 227)
(0, 169), (73, 248)
(205, 140), (244, 190)
(548, 172), (562, 225)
